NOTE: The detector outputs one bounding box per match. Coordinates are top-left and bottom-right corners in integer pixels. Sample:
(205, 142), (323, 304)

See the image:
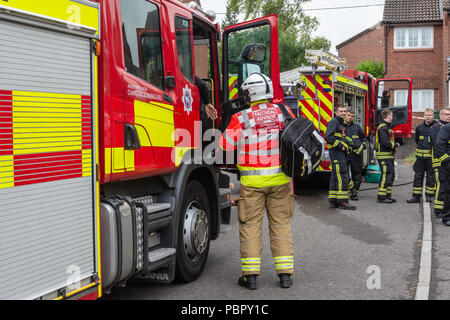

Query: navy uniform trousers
(329, 149), (350, 205)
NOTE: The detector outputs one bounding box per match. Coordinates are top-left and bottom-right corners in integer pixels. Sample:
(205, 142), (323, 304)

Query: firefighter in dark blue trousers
(430, 108), (450, 217)
(376, 109), (399, 204)
(325, 105), (356, 210)
(343, 109), (367, 201)
(434, 122), (450, 226)
(407, 108), (436, 203)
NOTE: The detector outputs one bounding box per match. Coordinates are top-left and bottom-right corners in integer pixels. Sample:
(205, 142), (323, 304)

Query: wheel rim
(183, 200), (209, 262)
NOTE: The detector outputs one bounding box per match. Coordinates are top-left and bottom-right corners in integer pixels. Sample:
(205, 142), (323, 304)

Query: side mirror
(239, 44), (266, 63)
(165, 76), (176, 89)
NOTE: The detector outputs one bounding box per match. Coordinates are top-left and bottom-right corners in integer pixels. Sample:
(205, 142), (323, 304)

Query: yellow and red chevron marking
(229, 76), (239, 100)
(299, 74), (333, 133)
(0, 90), (92, 189)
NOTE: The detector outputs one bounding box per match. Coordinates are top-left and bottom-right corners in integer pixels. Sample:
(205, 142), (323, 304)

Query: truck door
(375, 78), (413, 138)
(119, 0), (177, 176)
(221, 15), (283, 128)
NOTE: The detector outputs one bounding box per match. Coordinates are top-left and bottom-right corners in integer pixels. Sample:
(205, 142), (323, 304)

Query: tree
(356, 60), (384, 79)
(222, 0), (331, 72)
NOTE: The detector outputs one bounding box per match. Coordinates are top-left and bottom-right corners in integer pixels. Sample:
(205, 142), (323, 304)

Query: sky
(199, 0), (385, 54)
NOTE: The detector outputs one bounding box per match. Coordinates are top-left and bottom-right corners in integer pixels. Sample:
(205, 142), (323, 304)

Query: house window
(394, 27), (433, 49)
(395, 89), (434, 112)
(394, 90), (408, 106)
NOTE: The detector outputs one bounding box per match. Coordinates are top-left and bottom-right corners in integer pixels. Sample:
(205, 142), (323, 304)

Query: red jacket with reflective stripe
(219, 102), (286, 168)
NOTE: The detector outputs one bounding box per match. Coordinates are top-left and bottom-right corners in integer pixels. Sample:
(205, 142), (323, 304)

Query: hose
(358, 180), (414, 192)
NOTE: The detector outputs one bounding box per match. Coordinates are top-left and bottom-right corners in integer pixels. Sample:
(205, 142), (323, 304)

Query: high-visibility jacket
(435, 123), (450, 163)
(415, 121), (435, 158)
(431, 120), (449, 167)
(375, 122), (395, 160)
(343, 121), (367, 158)
(219, 100), (290, 188)
(325, 117), (348, 152)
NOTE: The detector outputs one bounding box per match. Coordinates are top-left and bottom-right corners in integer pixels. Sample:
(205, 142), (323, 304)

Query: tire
(175, 180), (211, 282)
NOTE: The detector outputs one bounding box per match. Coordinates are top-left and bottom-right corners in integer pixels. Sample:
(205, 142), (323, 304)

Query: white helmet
(241, 73), (273, 103)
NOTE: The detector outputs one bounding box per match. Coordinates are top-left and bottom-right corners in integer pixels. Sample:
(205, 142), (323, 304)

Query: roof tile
(383, 0), (442, 23)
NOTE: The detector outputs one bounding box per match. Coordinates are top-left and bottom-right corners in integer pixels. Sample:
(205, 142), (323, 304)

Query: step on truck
(0, 0), (284, 299)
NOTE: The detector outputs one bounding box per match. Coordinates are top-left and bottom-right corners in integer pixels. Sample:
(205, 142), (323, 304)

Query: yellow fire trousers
(236, 183), (295, 276)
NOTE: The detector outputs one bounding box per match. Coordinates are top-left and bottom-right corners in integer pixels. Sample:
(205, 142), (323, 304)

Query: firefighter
(325, 105), (356, 210)
(218, 73), (295, 290)
(376, 109), (399, 204)
(430, 108), (450, 217)
(435, 122), (450, 225)
(407, 108), (436, 203)
(195, 76), (218, 120)
(343, 109), (368, 201)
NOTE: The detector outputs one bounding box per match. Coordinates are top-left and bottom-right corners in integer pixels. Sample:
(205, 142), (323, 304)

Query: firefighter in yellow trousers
(218, 73), (295, 290)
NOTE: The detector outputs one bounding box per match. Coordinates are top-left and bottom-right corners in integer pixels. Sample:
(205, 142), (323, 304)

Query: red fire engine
(0, 0), (284, 299)
(281, 50), (413, 177)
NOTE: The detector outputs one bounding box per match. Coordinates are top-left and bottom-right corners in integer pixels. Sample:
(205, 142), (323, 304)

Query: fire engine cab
(281, 50), (413, 177)
(0, 0), (283, 300)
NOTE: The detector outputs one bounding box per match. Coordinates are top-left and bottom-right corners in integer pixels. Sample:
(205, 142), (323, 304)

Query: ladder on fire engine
(305, 50), (347, 73)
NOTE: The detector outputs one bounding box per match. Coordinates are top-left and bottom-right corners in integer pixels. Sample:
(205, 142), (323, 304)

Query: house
(338, 0), (450, 129)
(336, 22), (385, 70)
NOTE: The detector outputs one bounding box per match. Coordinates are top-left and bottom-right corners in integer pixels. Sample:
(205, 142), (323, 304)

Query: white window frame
(394, 27), (434, 49)
(395, 89), (434, 112)
(394, 90), (408, 107)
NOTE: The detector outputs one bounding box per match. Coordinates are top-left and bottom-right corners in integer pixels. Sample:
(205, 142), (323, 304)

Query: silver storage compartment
(100, 201), (118, 290)
(116, 197), (135, 284)
(100, 197), (136, 291)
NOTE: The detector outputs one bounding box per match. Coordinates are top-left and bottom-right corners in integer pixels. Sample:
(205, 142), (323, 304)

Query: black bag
(278, 104), (325, 178)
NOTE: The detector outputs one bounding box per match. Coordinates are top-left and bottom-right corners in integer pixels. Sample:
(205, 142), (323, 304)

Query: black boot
(387, 195), (397, 203)
(407, 197), (420, 203)
(338, 203), (356, 210)
(378, 198), (394, 204)
(238, 275), (257, 290)
(350, 189), (358, 201)
(278, 274), (293, 288)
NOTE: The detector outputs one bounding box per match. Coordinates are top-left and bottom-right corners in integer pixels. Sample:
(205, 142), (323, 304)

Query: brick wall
(385, 24), (444, 128)
(337, 26), (385, 70)
(444, 11), (450, 107)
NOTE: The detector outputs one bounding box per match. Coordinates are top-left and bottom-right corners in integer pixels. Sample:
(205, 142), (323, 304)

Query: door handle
(124, 124), (141, 150)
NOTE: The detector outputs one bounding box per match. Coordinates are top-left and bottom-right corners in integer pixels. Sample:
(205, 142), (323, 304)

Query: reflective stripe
(376, 151), (394, 159)
(239, 167), (283, 176)
(273, 256), (294, 260)
(336, 163), (343, 194)
(330, 140), (340, 148)
(244, 133), (279, 144)
(248, 149), (280, 156)
(273, 256), (294, 270)
(355, 144), (364, 155)
(241, 257), (261, 272)
(379, 162), (387, 195)
(224, 132), (237, 147)
(440, 154), (449, 162)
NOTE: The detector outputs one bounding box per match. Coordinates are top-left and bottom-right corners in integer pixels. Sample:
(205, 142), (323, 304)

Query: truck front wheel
(175, 180), (211, 282)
